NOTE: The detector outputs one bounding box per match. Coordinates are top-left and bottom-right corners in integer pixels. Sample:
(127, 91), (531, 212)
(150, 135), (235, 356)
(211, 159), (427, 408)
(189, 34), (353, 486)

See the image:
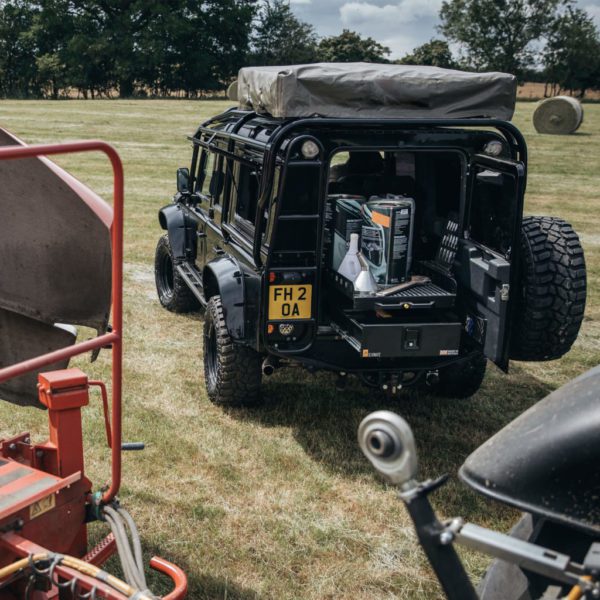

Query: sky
(290, 0), (600, 60)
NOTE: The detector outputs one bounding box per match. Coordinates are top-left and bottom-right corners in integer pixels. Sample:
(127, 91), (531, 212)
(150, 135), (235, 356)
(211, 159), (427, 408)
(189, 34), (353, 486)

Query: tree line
(0, 0), (598, 99)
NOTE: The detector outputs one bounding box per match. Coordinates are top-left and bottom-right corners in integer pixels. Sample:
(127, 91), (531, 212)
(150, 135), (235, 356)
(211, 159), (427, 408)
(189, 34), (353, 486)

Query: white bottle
(338, 233), (361, 281)
(354, 253), (378, 294)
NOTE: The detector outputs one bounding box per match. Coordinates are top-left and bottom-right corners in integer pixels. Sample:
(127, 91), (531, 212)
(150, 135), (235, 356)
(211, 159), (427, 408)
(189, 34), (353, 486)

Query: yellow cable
(0, 553), (154, 600)
(0, 553), (49, 580)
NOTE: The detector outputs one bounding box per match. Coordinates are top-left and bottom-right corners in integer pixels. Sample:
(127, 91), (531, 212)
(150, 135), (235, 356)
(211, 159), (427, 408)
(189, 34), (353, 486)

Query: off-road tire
(154, 234), (199, 313)
(203, 296), (262, 407)
(509, 216), (586, 361)
(432, 353), (487, 399)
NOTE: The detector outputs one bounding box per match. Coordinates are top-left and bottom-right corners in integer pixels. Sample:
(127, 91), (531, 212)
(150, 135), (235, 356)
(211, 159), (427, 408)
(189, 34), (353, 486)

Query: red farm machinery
(0, 131), (187, 599)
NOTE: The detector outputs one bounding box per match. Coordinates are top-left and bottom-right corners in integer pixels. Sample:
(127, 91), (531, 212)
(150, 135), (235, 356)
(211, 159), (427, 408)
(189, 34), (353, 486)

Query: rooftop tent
(237, 63), (517, 120)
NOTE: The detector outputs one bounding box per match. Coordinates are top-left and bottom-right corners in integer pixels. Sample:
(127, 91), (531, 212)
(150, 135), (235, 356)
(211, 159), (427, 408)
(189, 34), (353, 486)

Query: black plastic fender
(158, 203), (191, 261)
(203, 257), (258, 344)
(460, 364), (600, 536)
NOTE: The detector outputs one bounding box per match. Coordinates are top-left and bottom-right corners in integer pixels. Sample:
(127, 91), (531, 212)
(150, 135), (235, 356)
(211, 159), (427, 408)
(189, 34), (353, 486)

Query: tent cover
(237, 63), (517, 121)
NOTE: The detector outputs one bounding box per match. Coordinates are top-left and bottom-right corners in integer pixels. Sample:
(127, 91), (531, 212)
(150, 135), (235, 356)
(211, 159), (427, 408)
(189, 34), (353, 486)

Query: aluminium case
(237, 63), (517, 120)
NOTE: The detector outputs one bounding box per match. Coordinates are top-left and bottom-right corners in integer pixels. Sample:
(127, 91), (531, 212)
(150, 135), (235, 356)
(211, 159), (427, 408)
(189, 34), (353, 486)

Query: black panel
(348, 316), (461, 359)
(460, 365), (600, 536)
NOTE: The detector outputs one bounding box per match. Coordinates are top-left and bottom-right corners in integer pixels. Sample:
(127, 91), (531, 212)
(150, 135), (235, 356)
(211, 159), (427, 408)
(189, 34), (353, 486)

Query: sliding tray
(325, 267), (456, 312)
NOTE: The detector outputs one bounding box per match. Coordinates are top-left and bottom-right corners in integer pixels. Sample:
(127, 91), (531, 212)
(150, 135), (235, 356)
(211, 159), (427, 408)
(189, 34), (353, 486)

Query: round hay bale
(533, 96), (583, 135)
(227, 80), (238, 102)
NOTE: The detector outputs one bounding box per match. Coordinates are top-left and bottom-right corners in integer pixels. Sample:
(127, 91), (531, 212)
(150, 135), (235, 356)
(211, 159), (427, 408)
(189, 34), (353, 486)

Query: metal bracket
(456, 523), (580, 586)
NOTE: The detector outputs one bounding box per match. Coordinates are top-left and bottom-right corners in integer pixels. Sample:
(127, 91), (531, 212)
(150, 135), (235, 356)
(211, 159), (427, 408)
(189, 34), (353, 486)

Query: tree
(0, 1), (38, 97)
(439, 0), (568, 79)
(543, 7), (600, 97)
(29, 0), (75, 99)
(318, 29), (390, 63)
(399, 39), (458, 69)
(250, 0), (317, 66)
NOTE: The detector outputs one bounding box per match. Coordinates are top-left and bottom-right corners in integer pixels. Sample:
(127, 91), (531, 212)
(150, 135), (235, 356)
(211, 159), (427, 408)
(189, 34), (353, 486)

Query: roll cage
(187, 108), (528, 270)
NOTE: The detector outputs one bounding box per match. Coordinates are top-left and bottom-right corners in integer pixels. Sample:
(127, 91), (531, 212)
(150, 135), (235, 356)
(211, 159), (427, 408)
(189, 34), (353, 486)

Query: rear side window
(230, 162), (260, 230)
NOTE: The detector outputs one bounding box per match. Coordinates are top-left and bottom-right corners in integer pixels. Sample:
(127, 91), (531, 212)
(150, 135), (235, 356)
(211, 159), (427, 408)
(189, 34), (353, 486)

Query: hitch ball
(425, 370), (440, 387)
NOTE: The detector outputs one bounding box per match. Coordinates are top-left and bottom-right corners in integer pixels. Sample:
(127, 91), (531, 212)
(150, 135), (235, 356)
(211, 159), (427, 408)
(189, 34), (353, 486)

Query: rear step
(176, 262), (206, 306)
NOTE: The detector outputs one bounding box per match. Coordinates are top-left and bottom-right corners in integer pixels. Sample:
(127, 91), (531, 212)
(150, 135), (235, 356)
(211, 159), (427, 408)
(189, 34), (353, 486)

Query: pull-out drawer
(336, 316), (462, 359)
(324, 264), (456, 312)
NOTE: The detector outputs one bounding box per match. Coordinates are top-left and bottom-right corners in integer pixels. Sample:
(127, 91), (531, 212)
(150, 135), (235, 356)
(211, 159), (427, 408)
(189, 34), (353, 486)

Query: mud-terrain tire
(432, 353), (487, 399)
(154, 234), (199, 313)
(509, 216), (586, 361)
(203, 296), (262, 406)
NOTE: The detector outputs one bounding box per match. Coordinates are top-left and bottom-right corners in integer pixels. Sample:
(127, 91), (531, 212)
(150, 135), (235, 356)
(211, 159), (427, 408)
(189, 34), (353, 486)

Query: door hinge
(500, 284), (510, 302)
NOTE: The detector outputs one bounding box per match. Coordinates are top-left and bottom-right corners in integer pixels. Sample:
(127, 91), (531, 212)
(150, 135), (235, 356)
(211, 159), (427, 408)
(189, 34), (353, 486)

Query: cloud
(580, 1), (600, 25)
(338, 0), (444, 57)
(291, 0), (598, 60)
(340, 0), (440, 25)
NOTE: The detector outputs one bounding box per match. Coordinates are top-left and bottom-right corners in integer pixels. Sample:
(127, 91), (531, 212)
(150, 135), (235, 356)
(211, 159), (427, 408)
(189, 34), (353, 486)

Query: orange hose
(566, 575), (592, 600)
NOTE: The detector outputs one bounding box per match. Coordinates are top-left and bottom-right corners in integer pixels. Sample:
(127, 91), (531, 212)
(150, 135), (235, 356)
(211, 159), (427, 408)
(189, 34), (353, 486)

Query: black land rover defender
(154, 64), (586, 406)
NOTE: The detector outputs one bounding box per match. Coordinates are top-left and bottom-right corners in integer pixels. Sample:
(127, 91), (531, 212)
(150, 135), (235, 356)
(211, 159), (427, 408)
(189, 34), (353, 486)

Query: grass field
(0, 100), (598, 599)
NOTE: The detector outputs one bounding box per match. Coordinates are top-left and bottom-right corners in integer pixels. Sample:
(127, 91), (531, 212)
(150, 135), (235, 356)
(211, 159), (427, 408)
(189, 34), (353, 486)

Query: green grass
(0, 100), (598, 599)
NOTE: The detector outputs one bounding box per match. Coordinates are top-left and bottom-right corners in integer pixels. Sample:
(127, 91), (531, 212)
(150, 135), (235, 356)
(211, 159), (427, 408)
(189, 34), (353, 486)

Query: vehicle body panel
(162, 109), (529, 380)
(460, 364), (600, 536)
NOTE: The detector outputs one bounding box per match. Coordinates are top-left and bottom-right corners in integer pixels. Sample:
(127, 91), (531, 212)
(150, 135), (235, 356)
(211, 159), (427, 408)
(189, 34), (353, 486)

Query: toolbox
(333, 311), (462, 359)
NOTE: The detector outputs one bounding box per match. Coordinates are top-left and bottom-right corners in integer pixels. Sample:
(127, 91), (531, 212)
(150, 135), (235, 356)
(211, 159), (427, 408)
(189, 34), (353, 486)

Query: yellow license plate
(268, 285), (312, 320)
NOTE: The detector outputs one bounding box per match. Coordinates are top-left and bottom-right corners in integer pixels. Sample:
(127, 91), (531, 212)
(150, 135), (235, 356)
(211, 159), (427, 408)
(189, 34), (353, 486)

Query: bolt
(439, 531), (454, 545)
(36, 450), (44, 459)
(24, 437), (30, 444)
(8, 443), (16, 451)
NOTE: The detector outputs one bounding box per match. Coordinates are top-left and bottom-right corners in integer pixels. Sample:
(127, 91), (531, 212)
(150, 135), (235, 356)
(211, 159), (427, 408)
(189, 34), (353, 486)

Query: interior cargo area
(322, 149), (465, 359)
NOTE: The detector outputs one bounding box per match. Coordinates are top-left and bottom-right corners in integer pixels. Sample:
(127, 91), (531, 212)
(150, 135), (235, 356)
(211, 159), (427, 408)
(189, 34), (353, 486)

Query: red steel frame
(0, 140), (122, 504)
(0, 141), (187, 599)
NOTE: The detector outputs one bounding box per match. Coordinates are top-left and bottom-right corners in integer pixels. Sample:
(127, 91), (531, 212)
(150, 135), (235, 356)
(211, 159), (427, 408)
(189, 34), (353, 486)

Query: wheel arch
(158, 203), (191, 261)
(202, 257), (257, 343)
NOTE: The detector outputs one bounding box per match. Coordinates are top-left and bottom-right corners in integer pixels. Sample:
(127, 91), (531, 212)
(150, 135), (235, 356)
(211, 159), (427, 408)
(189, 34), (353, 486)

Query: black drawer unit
(335, 315), (462, 359)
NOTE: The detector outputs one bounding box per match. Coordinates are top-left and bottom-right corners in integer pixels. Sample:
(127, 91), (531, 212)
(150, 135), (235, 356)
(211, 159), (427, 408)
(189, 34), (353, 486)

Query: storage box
(330, 196), (365, 271)
(361, 196), (415, 285)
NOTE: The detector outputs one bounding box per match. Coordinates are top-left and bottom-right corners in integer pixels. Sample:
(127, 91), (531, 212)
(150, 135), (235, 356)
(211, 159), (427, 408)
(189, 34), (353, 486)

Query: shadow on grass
(99, 539), (262, 600)
(227, 364), (554, 518)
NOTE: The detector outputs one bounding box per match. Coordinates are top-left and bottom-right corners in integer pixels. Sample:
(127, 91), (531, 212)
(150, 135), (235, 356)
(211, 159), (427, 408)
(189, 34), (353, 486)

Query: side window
(210, 156), (225, 206)
(195, 150), (215, 197)
(195, 150), (225, 205)
(230, 162), (260, 231)
(264, 167), (281, 245)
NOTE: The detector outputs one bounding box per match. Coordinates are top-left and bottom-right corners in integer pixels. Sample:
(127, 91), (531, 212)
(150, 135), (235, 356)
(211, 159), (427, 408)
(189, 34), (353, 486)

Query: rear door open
(456, 155), (525, 370)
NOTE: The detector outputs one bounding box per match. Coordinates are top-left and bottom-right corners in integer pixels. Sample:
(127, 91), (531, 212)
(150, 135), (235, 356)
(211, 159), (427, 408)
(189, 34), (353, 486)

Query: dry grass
(0, 100), (598, 599)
